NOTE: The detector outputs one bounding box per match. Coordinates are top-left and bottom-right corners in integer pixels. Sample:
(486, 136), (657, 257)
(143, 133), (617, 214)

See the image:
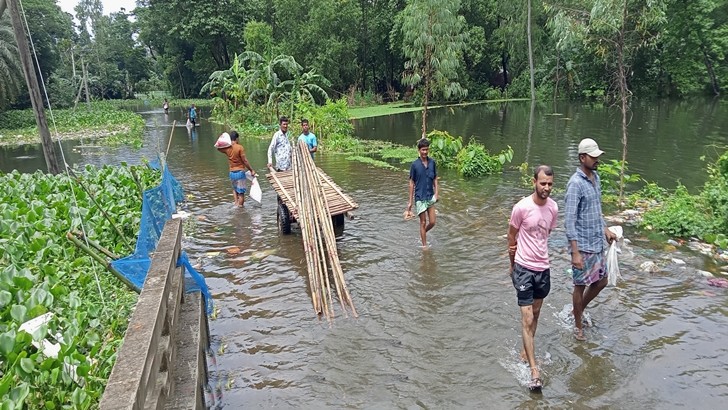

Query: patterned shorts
(572, 251), (606, 286)
(415, 196), (436, 215)
(230, 170), (247, 194)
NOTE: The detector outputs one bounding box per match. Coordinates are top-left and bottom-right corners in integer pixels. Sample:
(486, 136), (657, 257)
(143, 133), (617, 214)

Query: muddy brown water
(2, 102), (727, 408)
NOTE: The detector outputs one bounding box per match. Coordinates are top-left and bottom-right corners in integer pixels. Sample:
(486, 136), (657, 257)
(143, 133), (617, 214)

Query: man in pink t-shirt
(507, 165), (558, 392)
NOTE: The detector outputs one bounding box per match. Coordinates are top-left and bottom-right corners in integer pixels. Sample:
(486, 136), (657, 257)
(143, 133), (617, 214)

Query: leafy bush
(427, 130), (462, 168)
(639, 149), (728, 244)
(702, 150), (728, 234)
(295, 98), (353, 141)
(641, 184), (715, 238)
(456, 140), (511, 177)
(427, 130), (513, 177)
(597, 159), (643, 201)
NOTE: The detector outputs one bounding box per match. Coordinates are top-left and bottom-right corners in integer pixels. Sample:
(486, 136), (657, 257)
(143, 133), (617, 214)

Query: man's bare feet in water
(574, 327), (586, 341)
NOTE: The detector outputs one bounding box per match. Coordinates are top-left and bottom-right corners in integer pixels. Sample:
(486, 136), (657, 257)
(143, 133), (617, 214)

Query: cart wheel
(332, 214), (345, 228)
(277, 202), (292, 234)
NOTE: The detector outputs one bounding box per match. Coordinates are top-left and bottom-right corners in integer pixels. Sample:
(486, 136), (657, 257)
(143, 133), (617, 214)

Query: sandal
(528, 377), (543, 391)
(574, 328), (587, 341)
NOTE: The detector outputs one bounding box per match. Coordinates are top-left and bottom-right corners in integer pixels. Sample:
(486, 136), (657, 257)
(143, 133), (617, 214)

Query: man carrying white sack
(565, 138), (617, 342)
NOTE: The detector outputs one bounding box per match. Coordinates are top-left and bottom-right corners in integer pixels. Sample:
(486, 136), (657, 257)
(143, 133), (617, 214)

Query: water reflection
(353, 99), (728, 189)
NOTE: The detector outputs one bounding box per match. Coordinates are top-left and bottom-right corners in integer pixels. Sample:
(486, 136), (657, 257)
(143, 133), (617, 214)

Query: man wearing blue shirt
(565, 138), (617, 341)
(297, 119), (317, 159)
(188, 104), (198, 127)
(407, 138), (439, 248)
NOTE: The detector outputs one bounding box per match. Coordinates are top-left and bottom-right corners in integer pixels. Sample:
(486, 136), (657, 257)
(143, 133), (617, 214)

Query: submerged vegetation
(0, 103), (145, 148)
(428, 130), (514, 177)
(0, 164), (159, 408)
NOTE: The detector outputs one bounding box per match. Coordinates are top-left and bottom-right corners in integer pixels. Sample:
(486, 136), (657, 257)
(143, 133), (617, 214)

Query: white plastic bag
(606, 226), (623, 286)
(246, 171), (262, 204)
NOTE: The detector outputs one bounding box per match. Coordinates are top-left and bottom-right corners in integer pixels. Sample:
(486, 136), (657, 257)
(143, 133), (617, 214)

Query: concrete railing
(100, 218), (209, 410)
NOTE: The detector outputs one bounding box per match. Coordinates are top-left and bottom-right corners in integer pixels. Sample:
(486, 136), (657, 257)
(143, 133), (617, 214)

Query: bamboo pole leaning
(302, 150), (335, 319)
(292, 148), (322, 315)
(291, 141), (357, 320)
(303, 146), (347, 316)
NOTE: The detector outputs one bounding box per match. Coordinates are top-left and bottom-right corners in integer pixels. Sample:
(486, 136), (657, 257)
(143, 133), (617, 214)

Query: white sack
(246, 171), (262, 204)
(606, 226), (623, 286)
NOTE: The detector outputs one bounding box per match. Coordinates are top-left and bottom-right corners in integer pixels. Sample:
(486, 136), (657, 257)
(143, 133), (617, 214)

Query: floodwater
(2, 101), (727, 408)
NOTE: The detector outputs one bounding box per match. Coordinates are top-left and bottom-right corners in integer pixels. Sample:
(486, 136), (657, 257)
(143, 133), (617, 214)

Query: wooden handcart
(266, 168), (358, 234)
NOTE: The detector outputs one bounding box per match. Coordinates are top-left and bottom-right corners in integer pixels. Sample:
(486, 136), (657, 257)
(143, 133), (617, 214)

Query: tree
(0, 14), (23, 109)
(547, 0), (667, 203)
(527, 0), (535, 100)
(659, 0), (727, 96)
(280, 66), (330, 119)
(243, 20), (273, 58)
(135, 0), (265, 97)
(397, 0), (468, 139)
(237, 51), (330, 120)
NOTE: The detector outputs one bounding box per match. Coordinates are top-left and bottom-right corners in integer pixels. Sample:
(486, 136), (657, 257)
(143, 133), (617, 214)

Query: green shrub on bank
(0, 164), (158, 408)
(641, 184), (716, 238)
(639, 149), (728, 245)
(427, 130), (513, 177)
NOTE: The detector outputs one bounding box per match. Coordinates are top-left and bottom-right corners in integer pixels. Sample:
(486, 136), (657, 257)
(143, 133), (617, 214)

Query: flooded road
(2, 102), (727, 408)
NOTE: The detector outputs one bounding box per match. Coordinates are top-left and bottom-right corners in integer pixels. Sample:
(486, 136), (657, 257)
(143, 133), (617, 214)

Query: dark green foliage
(598, 159), (643, 197)
(427, 130), (463, 168)
(3, 0), (727, 108)
(0, 164), (159, 408)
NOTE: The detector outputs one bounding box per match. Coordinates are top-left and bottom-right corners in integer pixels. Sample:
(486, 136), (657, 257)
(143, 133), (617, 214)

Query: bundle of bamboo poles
(291, 140), (357, 320)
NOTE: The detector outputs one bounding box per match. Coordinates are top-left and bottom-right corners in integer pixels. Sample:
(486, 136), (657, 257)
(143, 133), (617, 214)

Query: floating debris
(707, 278), (728, 288)
(640, 261), (660, 273)
(225, 246), (241, 255)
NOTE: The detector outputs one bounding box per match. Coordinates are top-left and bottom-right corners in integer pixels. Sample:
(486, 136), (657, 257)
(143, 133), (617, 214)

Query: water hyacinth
(0, 164), (160, 408)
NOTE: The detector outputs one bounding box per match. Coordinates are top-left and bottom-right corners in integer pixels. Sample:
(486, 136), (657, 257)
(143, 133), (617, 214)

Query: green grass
(349, 103), (420, 119)
(348, 99), (531, 119)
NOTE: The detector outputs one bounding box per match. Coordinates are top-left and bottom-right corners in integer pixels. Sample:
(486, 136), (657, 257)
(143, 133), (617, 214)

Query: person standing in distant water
(507, 165), (558, 392)
(163, 98), (169, 114)
(297, 118), (317, 159)
(216, 131), (256, 207)
(267, 116), (292, 171)
(407, 138), (438, 248)
(565, 138), (617, 341)
(188, 104), (198, 127)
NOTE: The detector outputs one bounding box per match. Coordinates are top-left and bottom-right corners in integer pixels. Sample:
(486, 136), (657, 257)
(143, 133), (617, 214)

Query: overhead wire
(18, 0), (106, 306)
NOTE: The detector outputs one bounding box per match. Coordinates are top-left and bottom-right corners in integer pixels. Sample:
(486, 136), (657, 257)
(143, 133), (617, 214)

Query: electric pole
(7, 0), (60, 174)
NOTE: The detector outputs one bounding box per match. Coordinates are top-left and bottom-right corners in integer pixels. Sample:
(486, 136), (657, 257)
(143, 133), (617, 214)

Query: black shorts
(511, 263), (551, 306)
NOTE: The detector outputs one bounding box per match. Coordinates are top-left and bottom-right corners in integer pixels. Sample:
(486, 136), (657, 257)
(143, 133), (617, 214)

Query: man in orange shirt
(216, 131), (257, 207)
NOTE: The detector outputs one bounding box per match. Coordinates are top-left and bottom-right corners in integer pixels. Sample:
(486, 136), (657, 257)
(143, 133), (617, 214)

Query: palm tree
(0, 15), (24, 110)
